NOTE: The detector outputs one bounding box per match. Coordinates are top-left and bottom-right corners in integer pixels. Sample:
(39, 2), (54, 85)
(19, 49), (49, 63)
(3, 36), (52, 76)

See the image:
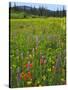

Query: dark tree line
(9, 2), (66, 17)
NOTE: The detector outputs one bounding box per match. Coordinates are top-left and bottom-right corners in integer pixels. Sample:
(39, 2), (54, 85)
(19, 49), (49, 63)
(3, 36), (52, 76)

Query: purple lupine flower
(55, 53), (61, 70)
(36, 36), (39, 48)
(17, 67), (21, 86)
(21, 52), (24, 60)
(32, 48), (34, 57)
(27, 61), (30, 71)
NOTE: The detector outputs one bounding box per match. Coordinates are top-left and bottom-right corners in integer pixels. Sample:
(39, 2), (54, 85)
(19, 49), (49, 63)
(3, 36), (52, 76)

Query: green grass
(10, 17), (66, 88)
(10, 9), (39, 19)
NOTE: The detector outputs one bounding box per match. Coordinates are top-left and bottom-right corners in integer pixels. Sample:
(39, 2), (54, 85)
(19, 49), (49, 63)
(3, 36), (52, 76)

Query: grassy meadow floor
(10, 17), (66, 88)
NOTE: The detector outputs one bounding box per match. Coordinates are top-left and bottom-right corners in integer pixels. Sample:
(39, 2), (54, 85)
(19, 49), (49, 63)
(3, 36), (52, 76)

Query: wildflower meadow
(10, 18), (66, 88)
(9, 2), (66, 88)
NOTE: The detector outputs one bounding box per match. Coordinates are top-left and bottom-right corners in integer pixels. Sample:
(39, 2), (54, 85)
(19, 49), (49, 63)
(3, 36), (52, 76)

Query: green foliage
(10, 18), (66, 88)
(9, 5), (66, 19)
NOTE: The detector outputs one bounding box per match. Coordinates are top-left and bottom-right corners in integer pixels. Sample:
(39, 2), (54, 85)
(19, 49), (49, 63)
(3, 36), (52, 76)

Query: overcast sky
(10, 2), (65, 11)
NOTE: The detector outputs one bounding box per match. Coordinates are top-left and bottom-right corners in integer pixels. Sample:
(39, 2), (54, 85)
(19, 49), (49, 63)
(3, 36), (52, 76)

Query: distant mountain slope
(9, 5), (66, 19)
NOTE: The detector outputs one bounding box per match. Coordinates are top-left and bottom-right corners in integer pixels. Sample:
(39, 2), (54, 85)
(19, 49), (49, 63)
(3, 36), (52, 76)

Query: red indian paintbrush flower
(25, 61), (32, 71)
(27, 71), (32, 79)
(20, 71), (32, 80)
(26, 63), (32, 68)
(24, 73), (28, 80)
(21, 72), (28, 80)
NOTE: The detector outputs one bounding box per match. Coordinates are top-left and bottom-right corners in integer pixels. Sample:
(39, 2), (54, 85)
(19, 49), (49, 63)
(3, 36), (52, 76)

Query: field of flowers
(10, 18), (66, 88)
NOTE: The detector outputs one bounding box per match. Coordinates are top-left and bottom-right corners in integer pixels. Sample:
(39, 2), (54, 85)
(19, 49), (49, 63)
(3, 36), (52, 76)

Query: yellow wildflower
(27, 81), (32, 85)
(42, 75), (46, 80)
(48, 68), (51, 72)
(61, 78), (64, 82)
